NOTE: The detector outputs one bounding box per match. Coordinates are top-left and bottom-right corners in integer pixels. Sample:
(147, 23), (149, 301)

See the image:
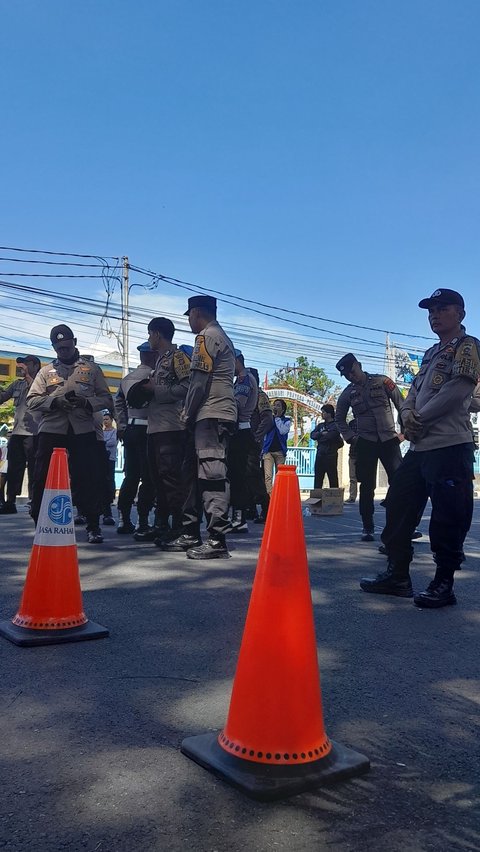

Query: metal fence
(285, 446), (316, 490)
(114, 445), (480, 492)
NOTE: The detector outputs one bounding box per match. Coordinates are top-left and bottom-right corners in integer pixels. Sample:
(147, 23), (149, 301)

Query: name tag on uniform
(76, 365), (91, 383)
(47, 369), (63, 387)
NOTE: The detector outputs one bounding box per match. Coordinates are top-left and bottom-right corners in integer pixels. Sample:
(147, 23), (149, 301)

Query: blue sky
(1, 1), (479, 383)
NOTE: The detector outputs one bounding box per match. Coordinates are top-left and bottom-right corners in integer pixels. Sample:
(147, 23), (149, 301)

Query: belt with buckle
(128, 418), (148, 426)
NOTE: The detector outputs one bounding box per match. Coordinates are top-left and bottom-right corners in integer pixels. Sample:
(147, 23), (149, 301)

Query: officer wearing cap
(180, 295), (237, 558)
(113, 341), (157, 537)
(335, 352), (404, 541)
(226, 349), (259, 533)
(134, 317), (192, 547)
(361, 289), (480, 608)
(27, 325), (113, 543)
(0, 354), (41, 514)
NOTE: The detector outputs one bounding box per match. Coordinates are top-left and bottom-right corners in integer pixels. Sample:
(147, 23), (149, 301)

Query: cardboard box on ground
(304, 488), (344, 516)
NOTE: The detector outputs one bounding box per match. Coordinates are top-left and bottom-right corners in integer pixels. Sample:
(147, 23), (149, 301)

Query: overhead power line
(130, 263), (433, 342)
(0, 256), (111, 268)
(0, 272), (115, 279)
(0, 244), (119, 260)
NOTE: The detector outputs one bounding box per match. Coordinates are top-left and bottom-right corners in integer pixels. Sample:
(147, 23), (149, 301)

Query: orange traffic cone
(182, 465), (369, 800)
(0, 447), (109, 647)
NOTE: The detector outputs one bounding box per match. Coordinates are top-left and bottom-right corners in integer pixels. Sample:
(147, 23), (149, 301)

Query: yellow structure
(0, 349), (122, 394)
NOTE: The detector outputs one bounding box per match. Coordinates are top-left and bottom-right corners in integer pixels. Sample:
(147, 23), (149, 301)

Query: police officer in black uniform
(360, 289), (480, 608)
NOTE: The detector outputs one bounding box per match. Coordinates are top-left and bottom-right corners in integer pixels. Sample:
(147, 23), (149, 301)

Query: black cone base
(0, 619), (109, 647)
(181, 733), (370, 801)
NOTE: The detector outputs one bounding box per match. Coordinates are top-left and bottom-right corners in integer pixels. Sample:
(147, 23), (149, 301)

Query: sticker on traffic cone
(181, 465), (369, 800)
(0, 447), (109, 647)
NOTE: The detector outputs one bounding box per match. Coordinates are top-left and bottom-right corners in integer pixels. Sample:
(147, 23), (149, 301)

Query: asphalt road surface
(1, 497), (479, 852)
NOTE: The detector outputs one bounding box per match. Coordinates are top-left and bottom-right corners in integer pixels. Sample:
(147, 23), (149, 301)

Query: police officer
(246, 367), (272, 524)
(346, 416), (358, 502)
(180, 295), (237, 559)
(0, 354), (41, 513)
(27, 325), (113, 543)
(310, 403), (343, 488)
(360, 289), (480, 608)
(335, 354), (404, 541)
(139, 317), (191, 547)
(114, 343), (157, 536)
(226, 350), (259, 533)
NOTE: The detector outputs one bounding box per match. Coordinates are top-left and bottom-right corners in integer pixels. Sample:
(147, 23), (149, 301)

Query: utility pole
(121, 256), (129, 376)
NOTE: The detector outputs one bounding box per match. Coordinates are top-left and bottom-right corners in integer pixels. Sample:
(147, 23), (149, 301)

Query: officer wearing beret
(0, 355), (41, 514)
(180, 295), (237, 558)
(335, 352), (404, 540)
(361, 289), (480, 608)
(27, 325), (113, 543)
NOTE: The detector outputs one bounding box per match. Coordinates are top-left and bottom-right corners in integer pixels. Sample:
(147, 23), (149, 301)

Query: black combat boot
(133, 513), (155, 541)
(414, 572), (456, 608)
(163, 533), (203, 552)
(0, 501), (17, 515)
(117, 513), (135, 534)
(360, 560), (413, 597)
(186, 538), (230, 559)
(227, 509), (248, 534)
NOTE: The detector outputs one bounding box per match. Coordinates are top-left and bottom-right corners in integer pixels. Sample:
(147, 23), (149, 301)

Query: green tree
(269, 357), (341, 445)
(269, 356), (336, 399)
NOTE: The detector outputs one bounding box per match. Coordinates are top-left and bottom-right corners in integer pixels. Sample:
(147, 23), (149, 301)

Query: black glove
(72, 395), (88, 409)
(51, 397), (76, 412)
(65, 391), (90, 410)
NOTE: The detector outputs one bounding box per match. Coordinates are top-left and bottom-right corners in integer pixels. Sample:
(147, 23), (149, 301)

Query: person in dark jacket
(311, 404), (343, 488)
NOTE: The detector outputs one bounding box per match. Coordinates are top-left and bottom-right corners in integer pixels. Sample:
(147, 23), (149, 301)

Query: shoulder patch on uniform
(191, 335), (213, 373)
(257, 391), (271, 413)
(453, 337), (480, 383)
(173, 349), (191, 380)
(235, 375), (251, 397)
(383, 377), (396, 392)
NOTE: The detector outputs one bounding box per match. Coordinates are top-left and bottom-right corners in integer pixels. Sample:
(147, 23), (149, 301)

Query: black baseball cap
(418, 288), (465, 309)
(336, 353), (358, 377)
(184, 295), (217, 315)
(50, 324), (75, 344)
(16, 355), (41, 368)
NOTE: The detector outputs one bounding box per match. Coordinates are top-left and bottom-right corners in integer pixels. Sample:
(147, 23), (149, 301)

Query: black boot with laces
(360, 560), (413, 597)
(414, 577), (456, 609)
